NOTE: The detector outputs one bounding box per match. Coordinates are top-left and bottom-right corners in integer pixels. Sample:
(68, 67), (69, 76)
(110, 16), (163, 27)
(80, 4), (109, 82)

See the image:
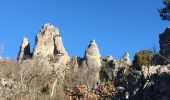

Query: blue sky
(0, 0), (169, 60)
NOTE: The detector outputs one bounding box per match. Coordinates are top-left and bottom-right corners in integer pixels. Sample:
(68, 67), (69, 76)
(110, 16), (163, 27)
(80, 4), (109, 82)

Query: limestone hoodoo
(120, 52), (131, 65)
(84, 39), (102, 68)
(17, 37), (30, 62)
(32, 23), (69, 62)
(33, 23), (59, 58)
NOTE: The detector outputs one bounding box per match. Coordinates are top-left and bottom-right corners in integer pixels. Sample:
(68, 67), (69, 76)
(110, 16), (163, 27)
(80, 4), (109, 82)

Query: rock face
(84, 40), (101, 68)
(105, 55), (116, 62)
(54, 33), (70, 64)
(159, 27), (170, 59)
(120, 52), (131, 65)
(9, 24), (170, 100)
(54, 34), (68, 56)
(157, 27), (170, 65)
(32, 23), (70, 63)
(33, 23), (59, 58)
(81, 40), (102, 83)
(17, 37), (30, 61)
(142, 65), (170, 78)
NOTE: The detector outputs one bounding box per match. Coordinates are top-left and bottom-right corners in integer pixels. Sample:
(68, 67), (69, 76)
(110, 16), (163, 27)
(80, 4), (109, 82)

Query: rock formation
(17, 37), (30, 62)
(11, 24), (170, 100)
(84, 40), (101, 68)
(142, 65), (170, 78)
(159, 27), (170, 59)
(31, 23), (70, 63)
(32, 23), (58, 58)
(120, 52), (131, 65)
(53, 32), (70, 64)
(128, 64), (170, 100)
(76, 40), (102, 83)
(105, 55), (116, 62)
(156, 27), (170, 65)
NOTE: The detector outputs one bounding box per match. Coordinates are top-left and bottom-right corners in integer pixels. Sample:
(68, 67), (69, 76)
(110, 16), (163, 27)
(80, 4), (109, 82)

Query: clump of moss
(133, 50), (153, 70)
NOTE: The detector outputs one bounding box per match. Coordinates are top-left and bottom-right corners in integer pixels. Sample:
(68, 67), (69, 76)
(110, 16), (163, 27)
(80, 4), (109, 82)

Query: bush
(99, 61), (114, 82)
(133, 50), (153, 70)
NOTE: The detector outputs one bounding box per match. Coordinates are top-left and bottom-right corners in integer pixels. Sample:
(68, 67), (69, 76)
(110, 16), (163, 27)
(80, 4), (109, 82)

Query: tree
(159, 0), (170, 20)
(133, 50), (153, 70)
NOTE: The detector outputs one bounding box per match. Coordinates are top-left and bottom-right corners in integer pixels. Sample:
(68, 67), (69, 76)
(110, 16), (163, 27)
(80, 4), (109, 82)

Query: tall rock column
(84, 40), (102, 83)
(17, 37), (30, 62)
(54, 34), (70, 64)
(84, 40), (101, 68)
(33, 23), (59, 58)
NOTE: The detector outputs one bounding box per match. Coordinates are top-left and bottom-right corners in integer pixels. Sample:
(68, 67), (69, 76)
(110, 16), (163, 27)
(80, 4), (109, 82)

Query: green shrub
(133, 50), (153, 70)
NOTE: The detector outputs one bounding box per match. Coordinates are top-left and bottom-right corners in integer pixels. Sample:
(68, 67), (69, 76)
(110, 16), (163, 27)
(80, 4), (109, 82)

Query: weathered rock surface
(84, 40), (101, 68)
(54, 34), (70, 64)
(120, 52), (131, 65)
(105, 55), (116, 62)
(142, 65), (170, 78)
(159, 27), (170, 59)
(17, 37), (30, 62)
(155, 27), (170, 65)
(128, 64), (170, 100)
(12, 24), (170, 100)
(32, 23), (70, 63)
(33, 23), (59, 58)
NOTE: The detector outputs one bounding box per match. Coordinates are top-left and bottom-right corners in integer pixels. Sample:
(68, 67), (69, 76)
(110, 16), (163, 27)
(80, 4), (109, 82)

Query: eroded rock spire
(84, 39), (102, 68)
(33, 23), (59, 58)
(17, 37), (30, 62)
(120, 52), (131, 65)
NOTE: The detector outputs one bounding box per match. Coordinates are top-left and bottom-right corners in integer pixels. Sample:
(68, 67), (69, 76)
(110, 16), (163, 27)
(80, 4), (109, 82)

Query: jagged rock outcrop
(79, 40), (102, 83)
(120, 52), (131, 65)
(105, 55), (116, 62)
(13, 24), (170, 100)
(142, 65), (170, 78)
(17, 37), (30, 62)
(155, 27), (170, 65)
(33, 23), (57, 58)
(32, 23), (70, 63)
(159, 27), (170, 59)
(53, 33), (70, 64)
(54, 34), (68, 56)
(84, 40), (101, 68)
(141, 72), (170, 100)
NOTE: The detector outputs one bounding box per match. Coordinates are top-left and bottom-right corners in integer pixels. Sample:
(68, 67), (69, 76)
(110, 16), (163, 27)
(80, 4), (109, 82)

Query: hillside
(0, 23), (169, 100)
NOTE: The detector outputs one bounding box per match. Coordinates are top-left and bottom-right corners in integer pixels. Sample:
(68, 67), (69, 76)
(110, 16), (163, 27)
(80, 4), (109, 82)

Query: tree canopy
(159, 0), (170, 20)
